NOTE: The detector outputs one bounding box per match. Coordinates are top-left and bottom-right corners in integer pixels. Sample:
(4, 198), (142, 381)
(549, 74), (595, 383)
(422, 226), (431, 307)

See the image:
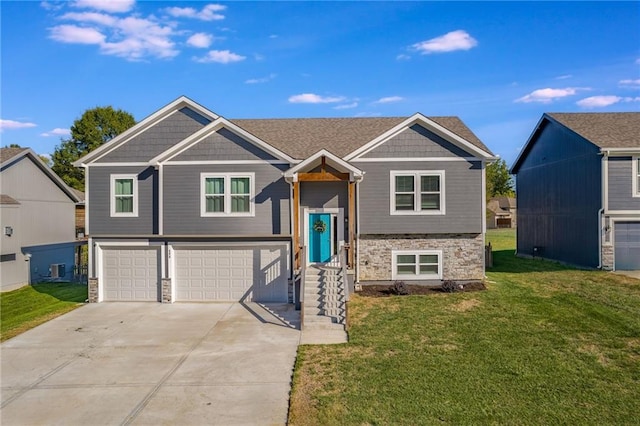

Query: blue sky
(1, 1), (639, 165)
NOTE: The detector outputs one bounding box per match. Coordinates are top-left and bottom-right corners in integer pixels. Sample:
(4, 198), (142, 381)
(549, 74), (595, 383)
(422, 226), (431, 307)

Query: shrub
(389, 281), (410, 295)
(442, 280), (464, 293)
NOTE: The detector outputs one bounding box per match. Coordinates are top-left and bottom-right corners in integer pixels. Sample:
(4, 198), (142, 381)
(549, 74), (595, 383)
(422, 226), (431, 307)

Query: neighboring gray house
(74, 96), (495, 308)
(510, 112), (640, 270)
(0, 148), (81, 291)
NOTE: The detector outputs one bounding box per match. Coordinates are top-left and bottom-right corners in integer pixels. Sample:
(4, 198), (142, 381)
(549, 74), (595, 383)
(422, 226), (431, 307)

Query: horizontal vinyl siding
(172, 128), (278, 161)
(515, 121), (601, 267)
(88, 166), (157, 235)
(163, 164), (290, 235)
(358, 161), (482, 234)
(97, 108), (210, 163)
(608, 157), (640, 211)
(361, 124), (473, 159)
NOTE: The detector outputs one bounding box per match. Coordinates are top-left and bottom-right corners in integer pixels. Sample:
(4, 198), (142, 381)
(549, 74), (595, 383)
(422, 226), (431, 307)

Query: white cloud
(40, 128), (71, 137)
(187, 33), (213, 48)
(412, 30), (477, 54)
(334, 102), (358, 110)
(577, 95), (640, 108)
(288, 93), (346, 104)
(269, 34), (278, 39)
(61, 12), (117, 26)
(193, 49), (245, 64)
(375, 96), (404, 104)
(396, 54), (411, 61)
(51, 13), (178, 60)
(245, 73), (277, 84)
(164, 4), (226, 21)
(72, 0), (135, 13)
(515, 87), (587, 103)
(0, 119), (37, 131)
(49, 24), (105, 44)
(555, 74), (573, 80)
(619, 79), (640, 88)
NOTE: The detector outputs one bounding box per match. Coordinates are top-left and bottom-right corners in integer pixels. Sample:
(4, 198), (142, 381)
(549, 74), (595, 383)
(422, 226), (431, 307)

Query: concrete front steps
(300, 266), (348, 344)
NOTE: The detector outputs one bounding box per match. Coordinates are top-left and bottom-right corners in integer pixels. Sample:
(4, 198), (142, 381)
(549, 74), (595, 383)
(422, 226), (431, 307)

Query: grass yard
(289, 229), (640, 425)
(1, 282), (87, 342)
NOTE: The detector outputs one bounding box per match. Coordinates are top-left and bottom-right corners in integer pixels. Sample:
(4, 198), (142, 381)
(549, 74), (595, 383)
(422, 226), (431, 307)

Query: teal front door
(309, 213), (331, 263)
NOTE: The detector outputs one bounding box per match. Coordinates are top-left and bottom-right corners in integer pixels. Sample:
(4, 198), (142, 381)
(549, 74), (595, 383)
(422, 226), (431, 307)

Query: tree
(486, 159), (514, 198)
(52, 106), (135, 190)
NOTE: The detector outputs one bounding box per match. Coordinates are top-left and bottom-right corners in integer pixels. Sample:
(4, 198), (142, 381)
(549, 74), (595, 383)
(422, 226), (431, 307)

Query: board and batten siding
(515, 120), (601, 267)
(163, 164), (290, 235)
(88, 166), (157, 235)
(96, 108), (210, 163)
(300, 181), (350, 241)
(361, 124), (472, 159)
(607, 156), (640, 211)
(357, 160), (483, 234)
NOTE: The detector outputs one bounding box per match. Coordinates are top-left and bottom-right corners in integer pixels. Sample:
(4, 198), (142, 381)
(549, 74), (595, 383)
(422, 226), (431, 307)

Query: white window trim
(200, 172), (255, 217)
(632, 156), (640, 198)
(392, 250), (443, 280)
(110, 174), (138, 217)
(390, 170), (445, 215)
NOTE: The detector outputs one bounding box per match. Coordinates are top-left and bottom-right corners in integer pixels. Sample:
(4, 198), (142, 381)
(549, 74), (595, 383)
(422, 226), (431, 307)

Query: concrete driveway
(1, 302), (300, 425)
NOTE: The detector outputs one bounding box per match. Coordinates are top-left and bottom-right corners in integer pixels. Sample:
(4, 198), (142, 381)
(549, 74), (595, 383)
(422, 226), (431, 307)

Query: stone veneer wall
(601, 244), (614, 270)
(88, 278), (98, 303)
(358, 233), (484, 281)
(161, 278), (172, 303)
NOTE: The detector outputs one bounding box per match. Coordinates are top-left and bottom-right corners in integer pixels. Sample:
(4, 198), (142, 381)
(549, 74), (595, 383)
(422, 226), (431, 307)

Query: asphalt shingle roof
(547, 112), (640, 149)
(231, 116), (491, 159)
(0, 147), (27, 163)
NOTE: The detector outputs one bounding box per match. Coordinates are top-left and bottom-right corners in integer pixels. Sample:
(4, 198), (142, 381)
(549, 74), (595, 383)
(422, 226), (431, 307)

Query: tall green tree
(52, 106), (135, 190)
(486, 159), (514, 198)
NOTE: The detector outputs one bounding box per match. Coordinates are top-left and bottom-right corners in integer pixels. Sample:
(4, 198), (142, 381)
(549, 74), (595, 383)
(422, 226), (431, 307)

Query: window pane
(231, 177), (250, 195)
(421, 175), (440, 192)
(206, 195), (224, 212)
(397, 254), (416, 264)
(116, 196), (133, 213)
(421, 194), (440, 210)
(205, 178), (224, 195)
(419, 254), (439, 264)
(419, 264), (439, 274)
(396, 194), (414, 210)
(395, 176), (414, 192)
(231, 195), (250, 212)
(115, 179), (133, 195)
(397, 265), (416, 275)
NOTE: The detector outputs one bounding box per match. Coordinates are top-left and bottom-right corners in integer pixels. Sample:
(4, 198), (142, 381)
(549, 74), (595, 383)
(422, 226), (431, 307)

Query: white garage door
(615, 222), (640, 270)
(174, 246), (288, 302)
(103, 248), (160, 301)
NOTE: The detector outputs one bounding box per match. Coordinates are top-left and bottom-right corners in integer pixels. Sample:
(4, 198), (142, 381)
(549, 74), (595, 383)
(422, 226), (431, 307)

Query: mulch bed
(357, 281), (486, 297)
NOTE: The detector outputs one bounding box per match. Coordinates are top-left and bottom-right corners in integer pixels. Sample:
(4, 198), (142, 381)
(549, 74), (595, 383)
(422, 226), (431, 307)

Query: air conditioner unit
(50, 263), (66, 279)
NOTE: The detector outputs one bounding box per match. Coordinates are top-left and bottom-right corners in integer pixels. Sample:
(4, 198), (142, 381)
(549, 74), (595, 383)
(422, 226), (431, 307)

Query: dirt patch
(449, 298), (482, 312)
(357, 281), (486, 298)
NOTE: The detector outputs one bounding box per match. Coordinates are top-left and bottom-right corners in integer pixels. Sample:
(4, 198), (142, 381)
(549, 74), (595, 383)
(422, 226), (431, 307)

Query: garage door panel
(615, 222), (640, 271)
(174, 246), (288, 302)
(103, 248), (160, 301)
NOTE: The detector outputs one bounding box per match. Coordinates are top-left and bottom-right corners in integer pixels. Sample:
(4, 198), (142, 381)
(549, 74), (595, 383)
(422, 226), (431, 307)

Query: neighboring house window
(634, 157), (640, 197)
(392, 250), (443, 280)
(390, 171), (445, 214)
(110, 175), (138, 217)
(201, 173), (254, 216)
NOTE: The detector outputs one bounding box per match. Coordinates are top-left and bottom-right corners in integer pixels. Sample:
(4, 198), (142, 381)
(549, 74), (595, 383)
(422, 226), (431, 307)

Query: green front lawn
(1, 282), (87, 342)
(289, 229), (640, 425)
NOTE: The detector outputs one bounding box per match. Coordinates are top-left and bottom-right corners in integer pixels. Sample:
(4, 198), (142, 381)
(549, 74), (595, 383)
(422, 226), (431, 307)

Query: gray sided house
(75, 96), (495, 307)
(511, 112), (640, 270)
(0, 148), (81, 291)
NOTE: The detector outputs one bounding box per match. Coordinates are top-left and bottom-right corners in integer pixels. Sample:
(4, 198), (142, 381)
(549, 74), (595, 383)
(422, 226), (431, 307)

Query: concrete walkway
(1, 302), (300, 425)
(613, 270), (640, 280)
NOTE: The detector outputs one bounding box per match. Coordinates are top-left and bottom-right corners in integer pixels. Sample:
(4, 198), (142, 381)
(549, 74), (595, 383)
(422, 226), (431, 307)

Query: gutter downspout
(598, 149), (608, 269)
(355, 177), (362, 286)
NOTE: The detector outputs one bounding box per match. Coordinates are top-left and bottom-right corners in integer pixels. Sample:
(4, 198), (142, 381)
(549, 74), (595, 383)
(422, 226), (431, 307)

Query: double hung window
(201, 173), (254, 216)
(391, 171), (445, 214)
(110, 175), (138, 217)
